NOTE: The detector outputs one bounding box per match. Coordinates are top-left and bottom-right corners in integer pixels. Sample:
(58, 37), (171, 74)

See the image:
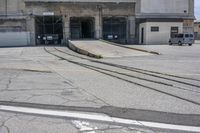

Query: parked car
(169, 33), (194, 46)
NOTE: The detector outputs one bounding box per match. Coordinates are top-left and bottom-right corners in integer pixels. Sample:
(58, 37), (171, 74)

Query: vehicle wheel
(169, 41), (172, 45)
(178, 41), (182, 46)
(189, 44), (192, 46)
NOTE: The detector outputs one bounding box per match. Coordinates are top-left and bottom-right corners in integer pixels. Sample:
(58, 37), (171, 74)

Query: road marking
(0, 105), (200, 132)
(72, 120), (97, 133)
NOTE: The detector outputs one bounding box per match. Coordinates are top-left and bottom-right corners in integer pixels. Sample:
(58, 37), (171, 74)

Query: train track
(55, 47), (200, 86)
(44, 46), (200, 106)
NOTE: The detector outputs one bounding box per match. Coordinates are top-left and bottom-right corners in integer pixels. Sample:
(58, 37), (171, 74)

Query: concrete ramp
(69, 40), (152, 58)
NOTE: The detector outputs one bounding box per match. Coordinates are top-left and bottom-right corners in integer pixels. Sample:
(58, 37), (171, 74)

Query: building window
(151, 27), (159, 32)
(171, 27), (179, 37)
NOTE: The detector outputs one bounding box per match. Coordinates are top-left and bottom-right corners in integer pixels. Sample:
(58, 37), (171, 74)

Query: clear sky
(195, 0), (200, 20)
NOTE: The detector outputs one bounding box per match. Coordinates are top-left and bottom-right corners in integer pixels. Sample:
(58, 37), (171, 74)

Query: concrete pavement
(1, 111), (155, 133)
(195, 40), (200, 44)
(0, 47), (106, 108)
(0, 44), (200, 132)
(0, 47), (155, 133)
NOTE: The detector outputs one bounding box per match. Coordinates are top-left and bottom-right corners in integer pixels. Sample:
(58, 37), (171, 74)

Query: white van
(169, 33), (194, 46)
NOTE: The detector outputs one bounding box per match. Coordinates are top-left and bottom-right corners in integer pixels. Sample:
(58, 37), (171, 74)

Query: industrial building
(0, 0), (195, 46)
(194, 21), (200, 40)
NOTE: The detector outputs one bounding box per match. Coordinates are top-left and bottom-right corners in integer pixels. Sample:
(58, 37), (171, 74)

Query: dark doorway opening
(141, 28), (144, 44)
(70, 17), (94, 40)
(81, 21), (92, 38)
(35, 16), (63, 45)
(103, 17), (126, 44)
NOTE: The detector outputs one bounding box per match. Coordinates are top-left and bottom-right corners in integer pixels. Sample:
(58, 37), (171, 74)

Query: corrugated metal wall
(0, 32), (30, 47)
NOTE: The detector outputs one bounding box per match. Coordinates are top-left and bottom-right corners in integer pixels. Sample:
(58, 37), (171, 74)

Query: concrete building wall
(183, 19), (194, 33)
(0, 0), (195, 45)
(25, 2), (135, 44)
(0, 20), (24, 27)
(0, 0), (26, 35)
(0, 0), (25, 15)
(7, 0), (25, 13)
(0, 0), (6, 14)
(194, 23), (200, 33)
(140, 22), (183, 45)
(140, 0), (189, 14)
(194, 22), (200, 40)
(128, 16), (136, 43)
(25, 2), (135, 16)
(0, 20), (26, 31)
(136, 0), (194, 45)
(24, 0), (135, 2)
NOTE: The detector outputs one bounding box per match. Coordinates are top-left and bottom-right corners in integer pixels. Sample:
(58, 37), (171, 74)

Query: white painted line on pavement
(72, 120), (98, 133)
(0, 105), (200, 132)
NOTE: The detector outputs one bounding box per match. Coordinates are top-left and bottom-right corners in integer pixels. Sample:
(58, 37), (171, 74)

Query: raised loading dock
(35, 16), (63, 45)
(68, 40), (151, 58)
(70, 17), (95, 40)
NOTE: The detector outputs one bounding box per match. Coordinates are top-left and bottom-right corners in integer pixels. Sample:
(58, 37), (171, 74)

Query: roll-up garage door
(0, 32), (30, 47)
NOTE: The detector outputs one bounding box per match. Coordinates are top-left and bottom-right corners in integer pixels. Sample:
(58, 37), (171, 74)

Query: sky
(195, 0), (200, 20)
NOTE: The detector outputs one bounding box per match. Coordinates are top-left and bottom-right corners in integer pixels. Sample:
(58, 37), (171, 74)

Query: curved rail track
(55, 47), (200, 82)
(44, 46), (200, 106)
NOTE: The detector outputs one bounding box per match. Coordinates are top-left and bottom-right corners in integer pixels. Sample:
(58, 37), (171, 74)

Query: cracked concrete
(0, 112), (77, 133)
(0, 111), (156, 133)
(0, 47), (150, 133)
(0, 58), (106, 107)
(0, 46), (200, 133)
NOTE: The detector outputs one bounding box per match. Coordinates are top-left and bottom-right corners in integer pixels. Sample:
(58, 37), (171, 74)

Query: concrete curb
(68, 40), (103, 59)
(100, 39), (161, 55)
